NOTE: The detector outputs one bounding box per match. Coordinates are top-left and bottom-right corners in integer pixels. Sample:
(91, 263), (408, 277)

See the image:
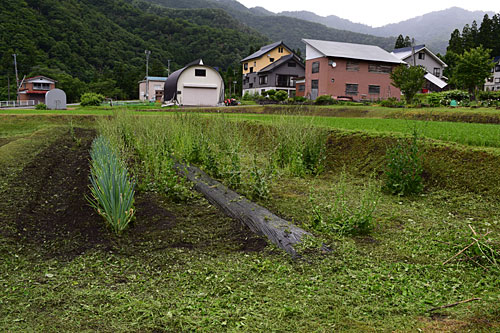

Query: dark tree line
(0, 0), (267, 102)
(394, 35), (412, 49)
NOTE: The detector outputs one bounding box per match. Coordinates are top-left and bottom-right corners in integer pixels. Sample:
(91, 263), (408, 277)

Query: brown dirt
(0, 127), (267, 261)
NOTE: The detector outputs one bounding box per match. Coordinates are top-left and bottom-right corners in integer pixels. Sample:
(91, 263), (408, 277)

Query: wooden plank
(174, 163), (316, 256)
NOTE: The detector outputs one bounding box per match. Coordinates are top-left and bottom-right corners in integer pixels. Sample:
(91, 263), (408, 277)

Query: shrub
(274, 90), (288, 102)
(87, 136), (135, 235)
(293, 96), (308, 103)
(80, 92), (105, 106)
(310, 172), (380, 235)
(314, 95), (337, 105)
(383, 131), (424, 196)
(266, 89), (277, 99)
(35, 103), (47, 110)
(379, 97), (402, 107)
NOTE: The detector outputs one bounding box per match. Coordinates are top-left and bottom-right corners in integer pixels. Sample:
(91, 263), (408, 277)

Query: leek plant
(87, 135), (135, 235)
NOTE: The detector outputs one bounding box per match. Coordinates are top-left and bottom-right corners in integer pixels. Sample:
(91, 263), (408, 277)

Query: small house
(241, 41), (305, 97)
(164, 59), (224, 106)
(18, 76), (56, 105)
(485, 56), (500, 91)
(392, 45), (448, 92)
(302, 39), (405, 101)
(139, 76), (168, 102)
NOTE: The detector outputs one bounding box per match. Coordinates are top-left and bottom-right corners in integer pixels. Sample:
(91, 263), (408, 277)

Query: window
(269, 58), (275, 62)
(311, 80), (319, 89)
(195, 69), (206, 77)
(259, 76), (267, 85)
(33, 83), (51, 90)
(345, 84), (358, 95)
(368, 64), (392, 74)
(487, 77), (493, 83)
(433, 68), (441, 77)
(346, 61), (359, 71)
(250, 67), (254, 73)
(254, 61), (256, 67)
(298, 84), (305, 92)
(244, 63), (248, 70)
(495, 78), (500, 83)
(288, 62), (296, 67)
(312, 61), (320, 73)
(368, 85), (380, 94)
(278, 47), (284, 53)
(249, 83), (253, 88)
(496, 65), (500, 72)
(418, 52), (425, 60)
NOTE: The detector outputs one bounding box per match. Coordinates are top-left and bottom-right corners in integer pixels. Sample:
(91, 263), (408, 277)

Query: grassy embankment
(0, 111), (499, 331)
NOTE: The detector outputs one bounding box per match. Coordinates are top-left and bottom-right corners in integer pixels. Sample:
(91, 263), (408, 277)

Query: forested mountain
(278, 7), (494, 54)
(144, 0), (396, 52)
(0, 0), (267, 101)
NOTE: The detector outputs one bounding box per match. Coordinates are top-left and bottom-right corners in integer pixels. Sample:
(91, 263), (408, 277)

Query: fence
(0, 100), (36, 108)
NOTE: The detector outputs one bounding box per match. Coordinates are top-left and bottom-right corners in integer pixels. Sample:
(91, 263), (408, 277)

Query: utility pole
(145, 50), (151, 101)
(13, 54), (19, 103)
(7, 73), (10, 102)
(411, 38), (416, 67)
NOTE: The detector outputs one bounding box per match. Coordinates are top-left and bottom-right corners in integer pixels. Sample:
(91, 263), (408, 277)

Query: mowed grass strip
(219, 113), (500, 148)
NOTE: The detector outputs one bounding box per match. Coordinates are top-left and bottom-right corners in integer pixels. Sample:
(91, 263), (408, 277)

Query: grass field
(0, 112), (499, 331)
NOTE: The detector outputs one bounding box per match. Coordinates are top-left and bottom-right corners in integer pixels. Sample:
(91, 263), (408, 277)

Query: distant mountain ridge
(144, 0), (397, 52)
(278, 7), (495, 54)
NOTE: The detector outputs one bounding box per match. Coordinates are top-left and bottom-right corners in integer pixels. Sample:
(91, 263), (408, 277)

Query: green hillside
(0, 0), (267, 101)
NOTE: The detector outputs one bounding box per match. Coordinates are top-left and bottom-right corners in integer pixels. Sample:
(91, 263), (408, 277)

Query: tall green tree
(453, 46), (495, 98)
(390, 65), (426, 104)
(395, 35), (405, 49)
(447, 29), (463, 54)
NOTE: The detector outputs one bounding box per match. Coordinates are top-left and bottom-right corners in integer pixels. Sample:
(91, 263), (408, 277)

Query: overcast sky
(238, 0), (500, 27)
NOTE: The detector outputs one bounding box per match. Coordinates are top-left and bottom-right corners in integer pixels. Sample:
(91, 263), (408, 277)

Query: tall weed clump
(383, 131), (424, 196)
(87, 135), (135, 235)
(310, 172), (380, 235)
(271, 116), (328, 177)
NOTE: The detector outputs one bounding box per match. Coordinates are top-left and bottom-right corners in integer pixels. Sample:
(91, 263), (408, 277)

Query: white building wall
(305, 44), (324, 61)
(176, 66), (224, 106)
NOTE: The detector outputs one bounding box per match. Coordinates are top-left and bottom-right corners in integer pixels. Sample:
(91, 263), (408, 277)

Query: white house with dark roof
(392, 45), (448, 92)
(485, 56), (500, 91)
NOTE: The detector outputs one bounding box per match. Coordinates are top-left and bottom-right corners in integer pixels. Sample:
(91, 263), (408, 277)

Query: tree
(453, 46), (495, 98)
(390, 65), (426, 104)
(447, 29), (463, 54)
(395, 35), (405, 49)
(395, 35), (412, 49)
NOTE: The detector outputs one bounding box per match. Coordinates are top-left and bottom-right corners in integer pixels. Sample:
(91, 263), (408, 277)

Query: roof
(392, 44), (426, 56)
(392, 45), (447, 67)
(241, 41), (291, 62)
(25, 75), (57, 83)
(303, 39), (405, 64)
(143, 76), (168, 81)
(424, 72), (447, 89)
(259, 54), (305, 73)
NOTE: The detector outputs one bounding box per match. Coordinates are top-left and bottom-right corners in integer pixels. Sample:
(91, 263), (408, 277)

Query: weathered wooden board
(174, 163), (313, 256)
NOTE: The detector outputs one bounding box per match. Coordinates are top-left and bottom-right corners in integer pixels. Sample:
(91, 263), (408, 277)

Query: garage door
(183, 87), (218, 106)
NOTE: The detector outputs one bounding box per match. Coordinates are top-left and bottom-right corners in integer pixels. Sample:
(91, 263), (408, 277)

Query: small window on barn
(345, 84), (358, 95)
(311, 80), (319, 89)
(433, 68), (441, 77)
(368, 85), (380, 94)
(312, 61), (320, 73)
(244, 63), (248, 70)
(418, 52), (425, 60)
(496, 78), (500, 83)
(270, 58), (275, 62)
(250, 67), (254, 73)
(346, 61), (359, 71)
(195, 69), (206, 77)
(259, 76), (268, 85)
(288, 62), (296, 67)
(298, 84), (305, 92)
(278, 47), (284, 53)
